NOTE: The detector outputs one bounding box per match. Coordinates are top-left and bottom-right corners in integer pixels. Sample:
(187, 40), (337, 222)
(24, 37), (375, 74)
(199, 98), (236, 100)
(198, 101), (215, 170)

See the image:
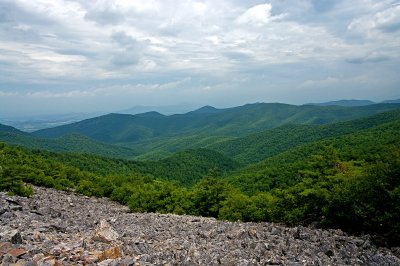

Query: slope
(208, 109), (400, 164)
(224, 119), (400, 195)
(33, 103), (400, 145)
(35, 148), (238, 186)
(307, 99), (375, 106)
(0, 131), (138, 159)
(0, 123), (29, 135)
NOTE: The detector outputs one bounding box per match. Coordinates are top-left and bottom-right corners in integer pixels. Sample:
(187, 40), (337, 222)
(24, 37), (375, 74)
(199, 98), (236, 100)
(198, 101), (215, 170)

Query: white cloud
(237, 3), (273, 26)
(0, 0), (399, 115)
(29, 90), (96, 98)
(347, 4), (400, 36)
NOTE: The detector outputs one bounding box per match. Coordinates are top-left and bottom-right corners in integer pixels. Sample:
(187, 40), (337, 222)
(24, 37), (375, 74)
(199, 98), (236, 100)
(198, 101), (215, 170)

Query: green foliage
(226, 119), (400, 195)
(190, 176), (233, 217)
(34, 102), (400, 148)
(143, 149), (240, 186)
(0, 131), (138, 159)
(1, 107), (400, 245)
(210, 109), (400, 165)
(40, 148), (238, 187)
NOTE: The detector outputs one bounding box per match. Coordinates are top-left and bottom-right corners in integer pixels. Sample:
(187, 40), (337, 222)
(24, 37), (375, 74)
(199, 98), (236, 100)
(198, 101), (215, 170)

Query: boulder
(93, 220), (120, 243)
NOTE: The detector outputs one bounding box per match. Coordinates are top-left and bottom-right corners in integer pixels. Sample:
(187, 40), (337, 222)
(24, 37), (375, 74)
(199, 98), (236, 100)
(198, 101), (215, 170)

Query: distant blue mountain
(34, 102), (400, 144)
(307, 99), (375, 107)
(189, 105), (220, 114)
(134, 111), (165, 118)
(382, 99), (400, 104)
(120, 104), (197, 115)
(0, 123), (28, 135)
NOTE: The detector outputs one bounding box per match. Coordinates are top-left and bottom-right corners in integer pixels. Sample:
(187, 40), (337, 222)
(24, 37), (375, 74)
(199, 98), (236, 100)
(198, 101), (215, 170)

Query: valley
(1, 102), (400, 250)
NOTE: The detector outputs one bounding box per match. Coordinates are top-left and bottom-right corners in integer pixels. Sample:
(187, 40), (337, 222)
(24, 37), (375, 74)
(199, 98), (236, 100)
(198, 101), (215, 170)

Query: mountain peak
(191, 105), (218, 114)
(135, 111), (165, 118)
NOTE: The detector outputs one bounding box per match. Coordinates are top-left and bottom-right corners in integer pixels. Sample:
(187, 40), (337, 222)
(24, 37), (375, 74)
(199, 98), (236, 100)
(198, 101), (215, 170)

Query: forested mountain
(34, 103), (400, 144)
(307, 99), (375, 106)
(2, 112), (399, 244)
(0, 131), (138, 159)
(0, 123), (29, 135)
(208, 109), (400, 164)
(2, 103), (400, 245)
(117, 107), (400, 161)
(383, 99), (400, 104)
(224, 119), (400, 195)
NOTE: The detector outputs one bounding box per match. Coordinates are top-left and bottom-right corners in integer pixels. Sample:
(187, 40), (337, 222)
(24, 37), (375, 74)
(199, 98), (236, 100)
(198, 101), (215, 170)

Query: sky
(0, 0), (399, 116)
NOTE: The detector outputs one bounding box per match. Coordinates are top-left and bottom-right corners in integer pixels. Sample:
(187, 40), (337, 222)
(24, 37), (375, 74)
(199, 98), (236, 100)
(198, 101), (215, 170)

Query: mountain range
(307, 99), (400, 106)
(33, 102), (400, 143)
(1, 100), (400, 245)
(1, 102), (400, 161)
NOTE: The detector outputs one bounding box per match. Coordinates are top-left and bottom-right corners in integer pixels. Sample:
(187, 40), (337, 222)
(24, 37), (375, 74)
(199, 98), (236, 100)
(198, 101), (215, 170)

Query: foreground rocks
(0, 187), (399, 265)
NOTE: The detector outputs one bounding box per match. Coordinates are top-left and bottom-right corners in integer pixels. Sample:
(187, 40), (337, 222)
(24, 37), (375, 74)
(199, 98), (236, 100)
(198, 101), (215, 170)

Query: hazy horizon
(1, 0), (399, 116)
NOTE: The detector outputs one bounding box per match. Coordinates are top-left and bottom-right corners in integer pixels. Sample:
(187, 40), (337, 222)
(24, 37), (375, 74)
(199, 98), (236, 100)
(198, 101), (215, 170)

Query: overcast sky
(0, 0), (399, 116)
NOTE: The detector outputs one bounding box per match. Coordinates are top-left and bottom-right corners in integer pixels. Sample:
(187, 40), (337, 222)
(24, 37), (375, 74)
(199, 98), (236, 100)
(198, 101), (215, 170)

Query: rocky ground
(0, 187), (399, 265)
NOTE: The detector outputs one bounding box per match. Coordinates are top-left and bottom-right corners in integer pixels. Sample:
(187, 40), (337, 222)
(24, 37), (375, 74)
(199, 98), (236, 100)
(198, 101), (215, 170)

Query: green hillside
(225, 119), (400, 195)
(209, 109), (400, 164)
(125, 134), (235, 160)
(35, 148), (238, 187)
(1, 115), (399, 244)
(2, 104), (400, 245)
(0, 123), (29, 135)
(141, 149), (240, 186)
(34, 103), (400, 145)
(0, 130), (138, 159)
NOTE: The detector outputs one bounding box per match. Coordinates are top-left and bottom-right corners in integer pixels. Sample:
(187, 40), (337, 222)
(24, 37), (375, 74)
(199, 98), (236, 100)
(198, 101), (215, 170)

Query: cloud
(376, 4), (400, 32)
(0, 0), (399, 115)
(85, 8), (124, 25)
(237, 3), (274, 26)
(347, 4), (400, 35)
(311, 0), (338, 13)
(346, 53), (391, 64)
(28, 90), (96, 98)
(109, 31), (144, 67)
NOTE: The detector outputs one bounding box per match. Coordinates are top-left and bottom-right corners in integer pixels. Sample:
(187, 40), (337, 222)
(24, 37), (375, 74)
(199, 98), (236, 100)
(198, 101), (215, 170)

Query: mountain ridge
(33, 102), (400, 145)
(307, 99), (375, 106)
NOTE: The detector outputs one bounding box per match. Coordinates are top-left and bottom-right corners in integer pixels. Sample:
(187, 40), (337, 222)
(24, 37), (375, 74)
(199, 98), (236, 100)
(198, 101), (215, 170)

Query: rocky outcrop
(0, 187), (399, 265)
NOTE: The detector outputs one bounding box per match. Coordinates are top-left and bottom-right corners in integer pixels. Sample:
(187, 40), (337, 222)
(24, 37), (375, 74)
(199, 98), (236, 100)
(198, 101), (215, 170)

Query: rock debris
(0, 187), (399, 265)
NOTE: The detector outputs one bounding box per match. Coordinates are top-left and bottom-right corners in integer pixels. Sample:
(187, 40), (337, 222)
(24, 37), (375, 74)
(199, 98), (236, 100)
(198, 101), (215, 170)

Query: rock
(293, 226), (301, 239)
(0, 207), (7, 215)
(36, 256), (59, 266)
(391, 247), (400, 258)
(7, 248), (26, 258)
(93, 220), (120, 243)
(84, 254), (100, 264)
(270, 227), (280, 235)
(2, 253), (17, 264)
(9, 205), (23, 211)
(120, 257), (136, 265)
(0, 230), (23, 244)
(32, 253), (45, 264)
(11, 231), (23, 245)
(0, 186), (399, 265)
(4, 197), (21, 205)
(0, 242), (13, 255)
(100, 246), (122, 260)
(14, 259), (29, 266)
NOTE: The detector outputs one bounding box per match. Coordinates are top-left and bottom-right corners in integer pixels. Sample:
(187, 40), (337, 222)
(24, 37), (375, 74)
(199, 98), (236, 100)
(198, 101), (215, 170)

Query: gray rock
(0, 186), (399, 266)
(2, 253), (17, 265)
(11, 231), (23, 244)
(93, 219), (120, 243)
(0, 229), (23, 244)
